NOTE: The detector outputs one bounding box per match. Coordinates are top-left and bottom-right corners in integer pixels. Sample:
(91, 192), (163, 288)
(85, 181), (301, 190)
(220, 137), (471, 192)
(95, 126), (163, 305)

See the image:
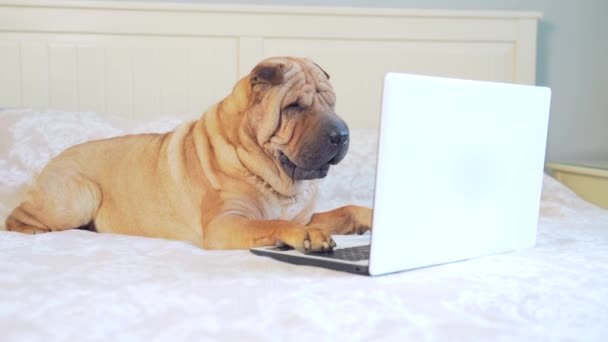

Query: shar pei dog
(5, 57), (372, 252)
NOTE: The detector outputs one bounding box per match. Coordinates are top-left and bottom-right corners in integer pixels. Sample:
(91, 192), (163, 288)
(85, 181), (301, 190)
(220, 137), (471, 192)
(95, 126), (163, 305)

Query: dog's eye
(284, 102), (300, 111)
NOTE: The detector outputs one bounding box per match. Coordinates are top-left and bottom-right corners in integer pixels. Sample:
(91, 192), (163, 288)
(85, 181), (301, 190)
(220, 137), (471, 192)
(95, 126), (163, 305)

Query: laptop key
(310, 245), (370, 261)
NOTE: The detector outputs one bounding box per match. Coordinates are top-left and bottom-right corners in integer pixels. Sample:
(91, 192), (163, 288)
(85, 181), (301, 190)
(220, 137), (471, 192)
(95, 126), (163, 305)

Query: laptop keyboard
(311, 245), (370, 261)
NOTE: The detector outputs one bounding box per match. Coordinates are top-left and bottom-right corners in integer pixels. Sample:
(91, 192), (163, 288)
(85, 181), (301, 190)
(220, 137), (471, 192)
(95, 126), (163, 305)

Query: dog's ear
(311, 61), (330, 80)
(250, 62), (285, 86)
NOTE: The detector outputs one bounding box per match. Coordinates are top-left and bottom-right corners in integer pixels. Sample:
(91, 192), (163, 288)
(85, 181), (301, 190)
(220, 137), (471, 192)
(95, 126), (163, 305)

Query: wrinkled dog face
(249, 57), (349, 181)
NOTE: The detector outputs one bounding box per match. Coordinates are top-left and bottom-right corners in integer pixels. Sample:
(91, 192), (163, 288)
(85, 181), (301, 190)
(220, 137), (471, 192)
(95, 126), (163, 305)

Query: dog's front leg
(203, 215), (336, 252)
(307, 205), (372, 235)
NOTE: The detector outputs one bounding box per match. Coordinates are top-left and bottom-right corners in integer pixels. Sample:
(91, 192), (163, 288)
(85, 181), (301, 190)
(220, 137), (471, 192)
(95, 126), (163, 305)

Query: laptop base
(251, 247), (370, 275)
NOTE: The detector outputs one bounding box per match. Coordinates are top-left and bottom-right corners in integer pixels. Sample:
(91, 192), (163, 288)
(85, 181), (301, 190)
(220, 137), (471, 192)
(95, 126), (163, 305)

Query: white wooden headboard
(0, 0), (541, 128)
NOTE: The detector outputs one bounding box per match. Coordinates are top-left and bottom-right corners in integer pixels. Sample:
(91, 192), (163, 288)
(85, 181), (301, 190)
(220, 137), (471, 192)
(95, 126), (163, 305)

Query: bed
(1, 1), (607, 340)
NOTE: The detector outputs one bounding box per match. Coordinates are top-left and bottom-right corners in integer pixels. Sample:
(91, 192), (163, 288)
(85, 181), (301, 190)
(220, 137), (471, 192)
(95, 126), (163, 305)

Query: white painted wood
(132, 46), (161, 118)
(20, 41), (49, 109)
(185, 39), (239, 115)
(49, 43), (77, 111)
(0, 39), (21, 107)
(238, 37), (265, 78)
(0, 0), (541, 127)
(157, 47), (189, 117)
(104, 46), (132, 117)
(76, 45), (105, 113)
(515, 19), (539, 85)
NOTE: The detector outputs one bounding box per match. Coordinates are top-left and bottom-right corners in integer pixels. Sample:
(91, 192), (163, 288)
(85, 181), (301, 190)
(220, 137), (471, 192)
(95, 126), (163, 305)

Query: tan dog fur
(5, 57), (372, 252)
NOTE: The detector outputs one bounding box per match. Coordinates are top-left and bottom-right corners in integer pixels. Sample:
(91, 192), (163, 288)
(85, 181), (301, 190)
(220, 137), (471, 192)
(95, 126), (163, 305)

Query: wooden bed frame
(0, 0), (541, 128)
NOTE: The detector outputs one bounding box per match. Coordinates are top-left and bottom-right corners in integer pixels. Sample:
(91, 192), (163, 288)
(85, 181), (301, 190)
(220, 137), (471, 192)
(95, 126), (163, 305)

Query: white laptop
(251, 72), (552, 276)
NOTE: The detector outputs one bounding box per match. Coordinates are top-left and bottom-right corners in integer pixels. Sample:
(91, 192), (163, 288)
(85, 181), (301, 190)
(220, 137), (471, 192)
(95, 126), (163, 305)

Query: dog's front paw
(309, 205), (372, 235)
(275, 226), (336, 253)
(349, 205), (372, 234)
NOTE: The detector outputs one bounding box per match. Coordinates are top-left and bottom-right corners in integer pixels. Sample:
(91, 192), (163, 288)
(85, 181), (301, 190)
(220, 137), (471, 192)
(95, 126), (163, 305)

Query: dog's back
(6, 121), (209, 244)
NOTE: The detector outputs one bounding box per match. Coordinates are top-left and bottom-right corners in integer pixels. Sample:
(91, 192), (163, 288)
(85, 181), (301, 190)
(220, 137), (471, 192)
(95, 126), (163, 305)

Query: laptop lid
(368, 73), (551, 276)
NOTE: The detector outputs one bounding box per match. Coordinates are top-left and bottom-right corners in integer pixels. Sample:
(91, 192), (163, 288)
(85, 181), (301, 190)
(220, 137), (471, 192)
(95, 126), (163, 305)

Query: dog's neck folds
(193, 106), (297, 200)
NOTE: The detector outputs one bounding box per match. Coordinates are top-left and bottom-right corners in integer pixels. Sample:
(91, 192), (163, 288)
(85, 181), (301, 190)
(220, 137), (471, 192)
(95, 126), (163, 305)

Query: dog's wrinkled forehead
(246, 57), (336, 146)
(249, 57), (330, 88)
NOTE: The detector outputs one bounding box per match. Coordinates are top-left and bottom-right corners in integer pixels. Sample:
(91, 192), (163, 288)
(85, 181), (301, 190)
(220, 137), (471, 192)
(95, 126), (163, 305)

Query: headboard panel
(0, 0), (541, 128)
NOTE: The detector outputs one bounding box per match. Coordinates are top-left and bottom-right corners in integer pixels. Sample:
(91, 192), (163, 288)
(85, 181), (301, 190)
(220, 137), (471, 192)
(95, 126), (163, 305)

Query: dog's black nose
(328, 127), (349, 145)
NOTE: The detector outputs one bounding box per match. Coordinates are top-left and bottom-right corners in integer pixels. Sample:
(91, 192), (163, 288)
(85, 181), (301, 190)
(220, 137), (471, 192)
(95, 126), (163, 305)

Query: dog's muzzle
(280, 116), (349, 181)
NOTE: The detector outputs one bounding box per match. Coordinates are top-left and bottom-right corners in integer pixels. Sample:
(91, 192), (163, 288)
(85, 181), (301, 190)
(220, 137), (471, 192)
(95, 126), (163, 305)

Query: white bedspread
(1, 109), (607, 341)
